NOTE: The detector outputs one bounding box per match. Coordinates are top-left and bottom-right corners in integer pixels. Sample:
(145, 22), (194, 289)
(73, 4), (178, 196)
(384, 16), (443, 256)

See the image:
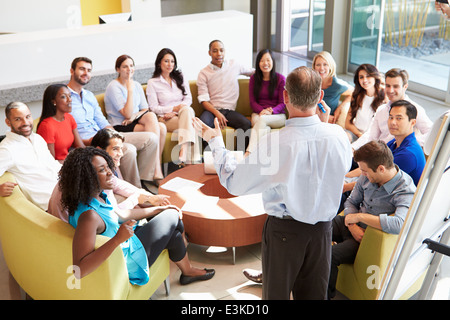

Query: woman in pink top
(37, 84), (85, 162)
(246, 49), (286, 155)
(146, 48), (199, 166)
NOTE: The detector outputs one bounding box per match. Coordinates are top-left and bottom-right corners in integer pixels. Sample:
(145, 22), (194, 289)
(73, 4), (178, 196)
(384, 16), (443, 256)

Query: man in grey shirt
(328, 140), (416, 299)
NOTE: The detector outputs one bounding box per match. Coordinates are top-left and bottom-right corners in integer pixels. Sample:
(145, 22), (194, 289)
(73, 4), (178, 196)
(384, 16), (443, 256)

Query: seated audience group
(0, 40), (436, 299)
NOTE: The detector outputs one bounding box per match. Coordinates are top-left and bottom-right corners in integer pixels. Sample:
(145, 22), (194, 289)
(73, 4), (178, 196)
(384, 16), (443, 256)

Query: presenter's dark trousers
(261, 216), (332, 300)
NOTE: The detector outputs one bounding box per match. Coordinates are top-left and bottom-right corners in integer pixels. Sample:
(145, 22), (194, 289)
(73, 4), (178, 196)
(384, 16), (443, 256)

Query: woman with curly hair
(60, 147), (214, 286)
(146, 48), (199, 166)
(37, 84), (85, 162)
(345, 64), (385, 142)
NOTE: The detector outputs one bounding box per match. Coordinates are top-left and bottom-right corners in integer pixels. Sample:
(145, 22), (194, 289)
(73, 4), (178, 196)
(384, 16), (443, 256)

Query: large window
(276, 0), (326, 58)
(380, 0), (450, 94)
(348, 0), (450, 100)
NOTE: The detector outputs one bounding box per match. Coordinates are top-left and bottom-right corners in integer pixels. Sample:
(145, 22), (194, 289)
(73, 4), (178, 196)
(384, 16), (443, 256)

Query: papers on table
(160, 177), (218, 215)
(159, 177), (204, 193)
(228, 193), (265, 216)
(180, 192), (219, 215)
(160, 176), (265, 216)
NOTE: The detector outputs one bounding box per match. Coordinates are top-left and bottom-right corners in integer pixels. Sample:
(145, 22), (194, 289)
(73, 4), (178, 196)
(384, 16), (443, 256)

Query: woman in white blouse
(146, 48), (199, 166)
(345, 64), (385, 142)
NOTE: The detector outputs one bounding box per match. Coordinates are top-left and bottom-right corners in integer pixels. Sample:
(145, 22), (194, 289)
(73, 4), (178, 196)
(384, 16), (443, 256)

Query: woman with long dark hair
(246, 49), (286, 155)
(60, 147), (215, 286)
(146, 48), (199, 166)
(37, 84), (84, 162)
(345, 64), (385, 142)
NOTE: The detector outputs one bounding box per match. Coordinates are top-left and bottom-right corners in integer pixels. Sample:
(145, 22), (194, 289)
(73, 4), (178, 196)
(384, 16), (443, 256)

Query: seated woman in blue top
(246, 49), (286, 156)
(313, 51), (353, 124)
(59, 147), (214, 286)
(104, 54), (166, 178)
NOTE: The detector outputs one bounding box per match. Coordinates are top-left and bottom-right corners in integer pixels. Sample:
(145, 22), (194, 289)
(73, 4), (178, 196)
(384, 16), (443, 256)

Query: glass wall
(379, 0), (450, 93)
(349, 0), (450, 98)
(287, 0), (326, 57)
(348, 0), (383, 68)
(310, 0), (326, 53)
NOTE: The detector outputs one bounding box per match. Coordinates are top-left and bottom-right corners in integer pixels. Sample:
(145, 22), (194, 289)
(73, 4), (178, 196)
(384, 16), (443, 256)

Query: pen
(318, 103), (326, 113)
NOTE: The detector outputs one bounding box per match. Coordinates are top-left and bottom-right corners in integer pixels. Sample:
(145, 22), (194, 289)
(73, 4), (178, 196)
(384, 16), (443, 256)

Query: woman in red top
(37, 84), (85, 162)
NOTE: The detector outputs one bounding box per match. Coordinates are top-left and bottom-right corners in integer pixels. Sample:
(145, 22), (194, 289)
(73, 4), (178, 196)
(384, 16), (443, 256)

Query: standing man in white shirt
(197, 40), (254, 150)
(352, 68), (432, 150)
(193, 67), (353, 300)
(0, 102), (61, 210)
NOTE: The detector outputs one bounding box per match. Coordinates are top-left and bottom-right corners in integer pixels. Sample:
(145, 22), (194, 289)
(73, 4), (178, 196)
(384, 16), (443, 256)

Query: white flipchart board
(378, 112), (450, 300)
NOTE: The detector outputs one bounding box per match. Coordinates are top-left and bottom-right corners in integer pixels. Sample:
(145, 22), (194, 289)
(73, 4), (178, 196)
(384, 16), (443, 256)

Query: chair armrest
(353, 226), (398, 291)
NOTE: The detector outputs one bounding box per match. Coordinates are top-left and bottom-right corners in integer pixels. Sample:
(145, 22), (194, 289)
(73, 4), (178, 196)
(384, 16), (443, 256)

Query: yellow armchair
(0, 172), (170, 300)
(336, 225), (424, 300)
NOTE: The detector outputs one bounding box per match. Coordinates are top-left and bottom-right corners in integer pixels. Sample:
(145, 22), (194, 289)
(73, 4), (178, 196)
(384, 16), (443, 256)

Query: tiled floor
(0, 52), (449, 301)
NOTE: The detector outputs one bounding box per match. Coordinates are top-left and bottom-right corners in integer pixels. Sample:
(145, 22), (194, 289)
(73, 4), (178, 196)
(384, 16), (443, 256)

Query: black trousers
(327, 214), (360, 299)
(200, 109), (251, 151)
(261, 216), (332, 300)
(135, 209), (186, 265)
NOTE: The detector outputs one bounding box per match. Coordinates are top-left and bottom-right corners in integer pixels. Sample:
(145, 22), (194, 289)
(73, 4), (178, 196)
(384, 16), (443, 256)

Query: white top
(197, 59), (254, 111)
(353, 95), (376, 133)
(146, 75), (192, 116)
(0, 132), (61, 211)
(352, 95), (433, 150)
(104, 79), (149, 126)
(208, 115), (353, 224)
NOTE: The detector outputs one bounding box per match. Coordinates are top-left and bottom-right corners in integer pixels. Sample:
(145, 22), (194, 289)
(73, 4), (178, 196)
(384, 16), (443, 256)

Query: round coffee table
(158, 164), (267, 264)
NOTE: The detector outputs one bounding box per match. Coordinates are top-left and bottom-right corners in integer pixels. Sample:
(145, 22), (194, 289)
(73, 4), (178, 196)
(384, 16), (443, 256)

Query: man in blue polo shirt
(387, 100), (426, 186)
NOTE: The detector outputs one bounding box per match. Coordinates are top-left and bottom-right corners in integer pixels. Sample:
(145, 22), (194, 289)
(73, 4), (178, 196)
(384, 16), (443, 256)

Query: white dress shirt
(208, 115), (353, 224)
(0, 132), (61, 211)
(352, 95), (433, 150)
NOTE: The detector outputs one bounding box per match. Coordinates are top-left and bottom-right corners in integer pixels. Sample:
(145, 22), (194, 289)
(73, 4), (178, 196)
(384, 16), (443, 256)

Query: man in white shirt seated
(352, 68), (432, 151)
(0, 102), (61, 210)
(197, 40), (254, 150)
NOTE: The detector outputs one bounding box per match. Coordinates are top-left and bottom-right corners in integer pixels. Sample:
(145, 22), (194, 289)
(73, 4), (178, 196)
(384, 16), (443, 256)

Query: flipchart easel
(378, 112), (450, 300)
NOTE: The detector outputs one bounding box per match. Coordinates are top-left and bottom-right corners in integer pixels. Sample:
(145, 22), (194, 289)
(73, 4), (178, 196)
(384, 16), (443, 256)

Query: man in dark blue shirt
(387, 100), (426, 186)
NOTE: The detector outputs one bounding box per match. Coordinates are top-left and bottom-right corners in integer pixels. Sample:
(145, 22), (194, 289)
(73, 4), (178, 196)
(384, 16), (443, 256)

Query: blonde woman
(313, 51), (353, 124)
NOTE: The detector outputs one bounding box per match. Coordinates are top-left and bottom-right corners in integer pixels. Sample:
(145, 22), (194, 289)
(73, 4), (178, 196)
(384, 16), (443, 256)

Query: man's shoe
(243, 268), (262, 284)
(179, 268), (215, 285)
(141, 180), (158, 194)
